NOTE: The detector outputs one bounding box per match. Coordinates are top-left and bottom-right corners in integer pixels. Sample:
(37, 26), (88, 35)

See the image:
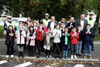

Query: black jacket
(66, 22), (75, 33)
(77, 30), (84, 41)
(5, 30), (15, 45)
(61, 31), (70, 45)
(84, 29), (95, 45)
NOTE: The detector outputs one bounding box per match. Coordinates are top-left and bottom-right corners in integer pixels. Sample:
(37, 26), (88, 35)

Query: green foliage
(0, 0), (100, 21)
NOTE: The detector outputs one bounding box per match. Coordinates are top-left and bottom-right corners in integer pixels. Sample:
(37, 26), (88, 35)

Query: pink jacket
(16, 30), (26, 44)
(26, 31), (36, 46)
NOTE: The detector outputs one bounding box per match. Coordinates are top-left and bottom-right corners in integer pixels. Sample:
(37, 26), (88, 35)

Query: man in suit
(48, 16), (58, 33)
(75, 14), (88, 53)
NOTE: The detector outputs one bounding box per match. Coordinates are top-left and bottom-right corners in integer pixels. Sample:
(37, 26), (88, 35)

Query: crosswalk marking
(0, 60), (7, 65)
(14, 62), (32, 67)
(74, 64), (84, 67)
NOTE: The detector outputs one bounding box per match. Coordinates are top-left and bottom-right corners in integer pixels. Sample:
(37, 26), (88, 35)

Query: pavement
(0, 38), (100, 67)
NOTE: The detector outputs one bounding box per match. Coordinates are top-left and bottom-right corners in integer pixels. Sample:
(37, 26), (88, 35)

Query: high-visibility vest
(6, 21), (15, 29)
(42, 19), (51, 27)
(87, 18), (95, 28)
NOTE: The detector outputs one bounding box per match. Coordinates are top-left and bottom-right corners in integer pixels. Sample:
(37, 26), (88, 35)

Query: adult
(42, 13), (51, 27)
(27, 17), (31, 27)
(4, 16), (15, 32)
(75, 14), (88, 53)
(87, 12), (96, 51)
(59, 18), (67, 27)
(67, 17), (75, 33)
(48, 16), (58, 32)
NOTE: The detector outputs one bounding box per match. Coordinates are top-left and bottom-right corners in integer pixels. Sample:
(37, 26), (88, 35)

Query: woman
(5, 25), (15, 58)
(67, 17), (75, 33)
(60, 18), (67, 27)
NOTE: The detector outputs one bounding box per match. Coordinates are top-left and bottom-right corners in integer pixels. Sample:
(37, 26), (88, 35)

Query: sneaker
(74, 55), (77, 59)
(84, 55), (87, 59)
(71, 55), (73, 59)
(49, 55), (52, 58)
(6, 55), (9, 58)
(46, 56), (48, 59)
(10, 55), (14, 58)
(89, 56), (92, 59)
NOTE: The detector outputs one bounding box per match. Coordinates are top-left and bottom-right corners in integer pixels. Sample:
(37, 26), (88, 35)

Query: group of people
(4, 12), (96, 59)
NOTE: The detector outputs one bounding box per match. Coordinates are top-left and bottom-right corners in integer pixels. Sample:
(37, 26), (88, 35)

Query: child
(27, 26), (36, 56)
(36, 22), (46, 58)
(84, 24), (95, 59)
(62, 27), (70, 59)
(76, 25), (83, 56)
(16, 25), (26, 58)
(5, 25), (15, 58)
(44, 27), (52, 59)
(70, 27), (79, 59)
(53, 25), (61, 58)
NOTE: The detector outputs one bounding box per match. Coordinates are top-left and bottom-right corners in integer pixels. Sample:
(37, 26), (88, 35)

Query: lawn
(0, 26), (100, 41)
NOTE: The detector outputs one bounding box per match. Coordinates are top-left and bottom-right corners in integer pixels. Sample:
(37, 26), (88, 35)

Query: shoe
(89, 56), (92, 59)
(84, 55), (87, 59)
(46, 56), (48, 59)
(18, 52), (21, 57)
(6, 55), (9, 58)
(49, 55), (52, 58)
(74, 55), (77, 59)
(76, 53), (79, 56)
(79, 54), (81, 56)
(71, 55), (73, 59)
(10, 55), (14, 58)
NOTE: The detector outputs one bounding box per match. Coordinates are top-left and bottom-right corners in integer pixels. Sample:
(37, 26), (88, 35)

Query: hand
(78, 30), (80, 33)
(11, 33), (14, 36)
(89, 32), (91, 34)
(86, 32), (88, 34)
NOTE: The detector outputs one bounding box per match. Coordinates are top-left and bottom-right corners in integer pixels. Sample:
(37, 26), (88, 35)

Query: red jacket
(36, 27), (47, 41)
(70, 31), (79, 45)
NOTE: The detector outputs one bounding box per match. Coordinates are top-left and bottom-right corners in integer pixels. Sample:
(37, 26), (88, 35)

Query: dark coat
(84, 29), (95, 45)
(5, 30), (15, 45)
(61, 32), (70, 45)
(47, 21), (58, 28)
(66, 22), (75, 33)
(75, 19), (88, 31)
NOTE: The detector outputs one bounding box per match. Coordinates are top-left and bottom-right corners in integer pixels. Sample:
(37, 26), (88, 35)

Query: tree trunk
(95, 14), (99, 34)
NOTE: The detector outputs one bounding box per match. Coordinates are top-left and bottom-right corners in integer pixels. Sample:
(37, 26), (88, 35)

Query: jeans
(84, 42), (92, 56)
(71, 44), (76, 55)
(62, 44), (68, 51)
(76, 41), (82, 54)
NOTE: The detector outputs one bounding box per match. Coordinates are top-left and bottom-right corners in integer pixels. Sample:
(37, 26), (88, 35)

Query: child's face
(65, 28), (68, 32)
(72, 28), (76, 32)
(25, 24), (28, 27)
(78, 26), (82, 29)
(19, 26), (23, 30)
(34, 23), (37, 27)
(30, 27), (33, 31)
(87, 25), (91, 29)
(56, 25), (59, 29)
(61, 23), (64, 28)
(39, 24), (43, 27)
(47, 29), (51, 32)
(9, 26), (13, 30)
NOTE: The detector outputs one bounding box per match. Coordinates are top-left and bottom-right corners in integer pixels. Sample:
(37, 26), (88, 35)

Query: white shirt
(50, 22), (55, 32)
(53, 29), (61, 43)
(80, 20), (84, 30)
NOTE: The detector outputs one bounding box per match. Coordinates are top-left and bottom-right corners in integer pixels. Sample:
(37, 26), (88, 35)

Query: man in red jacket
(70, 27), (79, 59)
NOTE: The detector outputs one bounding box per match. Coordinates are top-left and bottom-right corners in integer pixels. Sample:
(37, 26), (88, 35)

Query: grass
(0, 26), (100, 41)
(0, 26), (5, 38)
(94, 34), (100, 41)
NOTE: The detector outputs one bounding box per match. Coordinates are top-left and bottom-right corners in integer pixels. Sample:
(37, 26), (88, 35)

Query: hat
(89, 12), (94, 15)
(7, 16), (12, 19)
(45, 13), (49, 16)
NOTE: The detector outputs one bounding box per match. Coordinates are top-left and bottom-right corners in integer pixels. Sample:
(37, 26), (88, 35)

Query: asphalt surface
(0, 38), (100, 67)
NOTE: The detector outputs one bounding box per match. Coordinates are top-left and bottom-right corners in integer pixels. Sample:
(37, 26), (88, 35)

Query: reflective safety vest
(87, 18), (95, 28)
(6, 21), (15, 29)
(42, 19), (51, 27)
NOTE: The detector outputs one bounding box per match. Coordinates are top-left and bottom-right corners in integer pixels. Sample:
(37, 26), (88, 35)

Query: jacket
(27, 31), (36, 46)
(16, 30), (26, 44)
(5, 30), (15, 45)
(70, 31), (79, 45)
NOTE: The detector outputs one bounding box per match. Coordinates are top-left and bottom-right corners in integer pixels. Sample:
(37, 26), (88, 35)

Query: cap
(45, 13), (49, 16)
(89, 12), (94, 15)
